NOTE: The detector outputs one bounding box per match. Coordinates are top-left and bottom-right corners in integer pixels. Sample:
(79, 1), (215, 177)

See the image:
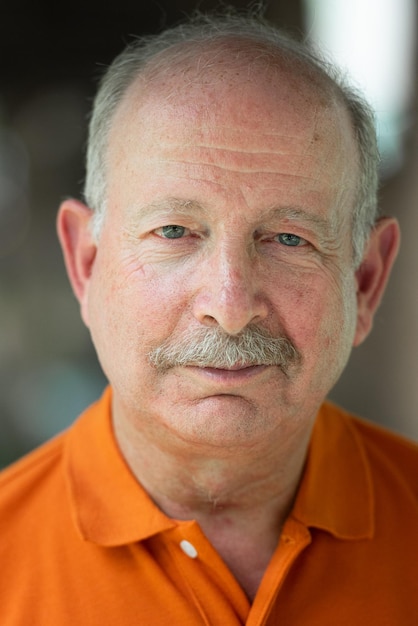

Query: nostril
(201, 314), (219, 328)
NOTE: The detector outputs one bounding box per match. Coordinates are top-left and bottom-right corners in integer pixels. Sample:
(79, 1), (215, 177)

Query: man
(1, 10), (417, 625)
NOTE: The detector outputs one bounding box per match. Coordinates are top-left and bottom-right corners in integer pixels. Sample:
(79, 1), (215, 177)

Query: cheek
(274, 271), (357, 400)
(276, 270), (357, 354)
(88, 250), (189, 357)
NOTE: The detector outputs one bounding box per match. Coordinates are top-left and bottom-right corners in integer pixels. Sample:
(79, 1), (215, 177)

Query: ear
(353, 217), (400, 346)
(56, 199), (97, 327)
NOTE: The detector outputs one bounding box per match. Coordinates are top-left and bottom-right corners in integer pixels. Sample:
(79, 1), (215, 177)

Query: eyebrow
(132, 197), (336, 240)
(264, 205), (332, 230)
(135, 198), (208, 219)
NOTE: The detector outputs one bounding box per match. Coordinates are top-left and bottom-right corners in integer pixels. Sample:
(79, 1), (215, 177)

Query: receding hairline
(112, 33), (343, 125)
(86, 16), (378, 266)
(106, 34), (359, 221)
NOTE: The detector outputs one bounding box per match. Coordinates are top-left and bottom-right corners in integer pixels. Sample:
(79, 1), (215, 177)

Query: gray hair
(84, 9), (380, 266)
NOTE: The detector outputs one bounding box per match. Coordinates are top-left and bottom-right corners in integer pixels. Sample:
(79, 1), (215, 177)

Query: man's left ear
(353, 216), (400, 347)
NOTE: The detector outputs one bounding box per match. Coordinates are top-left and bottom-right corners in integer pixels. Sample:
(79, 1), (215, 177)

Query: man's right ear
(56, 199), (97, 327)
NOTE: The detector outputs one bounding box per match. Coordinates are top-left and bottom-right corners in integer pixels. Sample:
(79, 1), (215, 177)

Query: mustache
(148, 325), (301, 375)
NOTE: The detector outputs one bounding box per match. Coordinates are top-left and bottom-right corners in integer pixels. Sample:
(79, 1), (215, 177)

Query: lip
(185, 364), (270, 385)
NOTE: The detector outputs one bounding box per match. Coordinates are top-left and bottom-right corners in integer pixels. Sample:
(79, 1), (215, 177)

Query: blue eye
(158, 225), (187, 239)
(276, 233), (306, 247)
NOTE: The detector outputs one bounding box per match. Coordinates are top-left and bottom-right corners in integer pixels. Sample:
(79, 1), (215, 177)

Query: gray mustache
(148, 325), (301, 374)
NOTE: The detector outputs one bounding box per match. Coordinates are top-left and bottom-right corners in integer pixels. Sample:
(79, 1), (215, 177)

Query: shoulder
(0, 432), (67, 518)
(352, 413), (418, 499)
(0, 389), (111, 515)
(324, 401), (418, 499)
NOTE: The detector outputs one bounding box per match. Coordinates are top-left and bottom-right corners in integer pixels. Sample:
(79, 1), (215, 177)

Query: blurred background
(0, 0), (417, 467)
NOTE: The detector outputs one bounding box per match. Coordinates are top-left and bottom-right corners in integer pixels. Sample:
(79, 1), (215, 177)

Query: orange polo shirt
(0, 386), (417, 625)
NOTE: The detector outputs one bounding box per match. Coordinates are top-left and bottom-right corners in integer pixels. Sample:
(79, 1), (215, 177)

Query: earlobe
(56, 199), (97, 327)
(353, 217), (400, 347)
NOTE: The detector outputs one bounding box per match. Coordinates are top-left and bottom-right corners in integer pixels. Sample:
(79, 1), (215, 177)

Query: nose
(192, 243), (269, 335)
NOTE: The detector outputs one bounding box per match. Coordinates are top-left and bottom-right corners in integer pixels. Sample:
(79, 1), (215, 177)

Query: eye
(155, 225), (190, 239)
(276, 233), (307, 247)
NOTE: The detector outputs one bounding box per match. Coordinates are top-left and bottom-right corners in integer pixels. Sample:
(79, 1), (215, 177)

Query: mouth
(185, 363), (271, 384)
(208, 363), (259, 371)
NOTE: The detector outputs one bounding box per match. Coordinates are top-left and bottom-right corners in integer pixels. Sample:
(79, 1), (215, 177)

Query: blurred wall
(0, 0), (417, 467)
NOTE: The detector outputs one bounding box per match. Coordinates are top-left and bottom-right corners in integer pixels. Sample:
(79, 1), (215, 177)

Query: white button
(180, 539), (198, 558)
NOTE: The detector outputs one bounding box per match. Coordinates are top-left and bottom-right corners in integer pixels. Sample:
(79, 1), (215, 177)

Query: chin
(161, 394), (285, 450)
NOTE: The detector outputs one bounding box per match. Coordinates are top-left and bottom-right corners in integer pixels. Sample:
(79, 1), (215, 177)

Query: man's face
(83, 60), (360, 448)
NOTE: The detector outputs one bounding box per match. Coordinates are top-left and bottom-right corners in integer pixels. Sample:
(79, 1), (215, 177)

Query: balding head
(84, 11), (379, 265)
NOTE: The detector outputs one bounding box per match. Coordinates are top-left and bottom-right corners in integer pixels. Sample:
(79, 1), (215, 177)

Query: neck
(113, 408), (309, 516)
(112, 402), (312, 600)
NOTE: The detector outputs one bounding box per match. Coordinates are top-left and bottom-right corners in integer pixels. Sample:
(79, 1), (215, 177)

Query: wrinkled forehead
(107, 37), (359, 211)
(112, 36), (355, 147)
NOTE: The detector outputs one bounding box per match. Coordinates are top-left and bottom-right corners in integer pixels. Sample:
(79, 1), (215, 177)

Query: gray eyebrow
(136, 198), (208, 218)
(259, 206), (337, 239)
(132, 198), (338, 243)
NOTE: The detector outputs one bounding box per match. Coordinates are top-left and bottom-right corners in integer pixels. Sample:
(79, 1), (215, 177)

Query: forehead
(117, 39), (336, 124)
(106, 39), (359, 219)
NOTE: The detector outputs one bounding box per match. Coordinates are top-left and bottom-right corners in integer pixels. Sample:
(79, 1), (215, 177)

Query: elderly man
(1, 11), (417, 625)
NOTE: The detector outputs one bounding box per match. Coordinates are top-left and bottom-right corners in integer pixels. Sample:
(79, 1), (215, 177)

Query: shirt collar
(65, 388), (374, 546)
(65, 387), (176, 546)
(291, 401), (374, 540)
